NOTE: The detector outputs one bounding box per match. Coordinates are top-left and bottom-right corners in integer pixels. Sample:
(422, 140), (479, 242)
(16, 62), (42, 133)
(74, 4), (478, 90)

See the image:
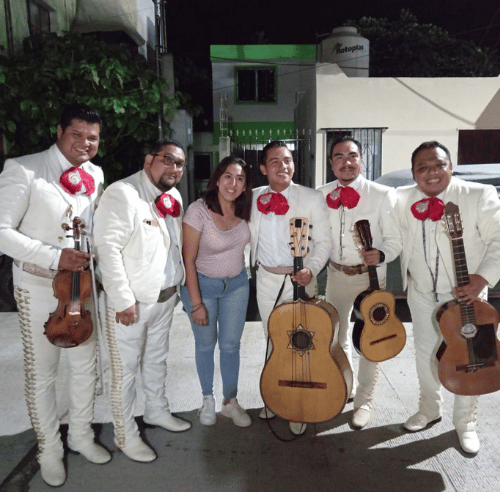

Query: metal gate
(229, 130), (313, 188)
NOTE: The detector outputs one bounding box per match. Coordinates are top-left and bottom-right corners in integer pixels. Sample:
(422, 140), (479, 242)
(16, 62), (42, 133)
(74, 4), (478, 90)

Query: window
(458, 129), (500, 164)
(236, 68), (276, 103)
(324, 128), (387, 182)
(27, 0), (51, 37)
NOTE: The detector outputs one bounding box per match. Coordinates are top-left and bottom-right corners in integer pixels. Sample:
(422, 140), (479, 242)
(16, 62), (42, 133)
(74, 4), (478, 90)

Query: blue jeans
(180, 269), (249, 400)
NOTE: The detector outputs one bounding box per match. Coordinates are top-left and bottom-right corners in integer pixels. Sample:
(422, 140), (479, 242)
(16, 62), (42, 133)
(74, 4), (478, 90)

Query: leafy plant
(348, 9), (499, 77)
(0, 32), (197, 183)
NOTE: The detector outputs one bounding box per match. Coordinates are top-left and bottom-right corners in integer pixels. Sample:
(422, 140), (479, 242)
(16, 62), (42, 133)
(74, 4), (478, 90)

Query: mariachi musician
(318, 136), (401, 430)
(394, 140), (500, 454)
(93, 139), (191, 464)
(249, 140), (332, 435)
(0, 104), (110, 487)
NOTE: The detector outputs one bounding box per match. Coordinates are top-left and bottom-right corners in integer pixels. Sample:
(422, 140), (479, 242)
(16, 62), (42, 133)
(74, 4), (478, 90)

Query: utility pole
(3, 0), (14, 56)
(153, 0), (163, 139)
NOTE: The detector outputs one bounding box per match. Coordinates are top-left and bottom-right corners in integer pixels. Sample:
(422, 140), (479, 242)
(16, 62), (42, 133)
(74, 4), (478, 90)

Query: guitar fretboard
(450, 235), (476, 326)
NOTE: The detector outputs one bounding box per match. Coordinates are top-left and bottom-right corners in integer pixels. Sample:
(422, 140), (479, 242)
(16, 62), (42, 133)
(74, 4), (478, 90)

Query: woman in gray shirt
(181, 156), (253, 427)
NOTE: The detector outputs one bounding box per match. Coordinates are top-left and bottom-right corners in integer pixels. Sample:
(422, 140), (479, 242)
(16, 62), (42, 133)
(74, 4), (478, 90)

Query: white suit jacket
(317, 176), (402, 281)
(395, 176), (500, 292)
(0, 144), (104, 269)
(94, 169), (185, 312)
(249, 183), (332, 277)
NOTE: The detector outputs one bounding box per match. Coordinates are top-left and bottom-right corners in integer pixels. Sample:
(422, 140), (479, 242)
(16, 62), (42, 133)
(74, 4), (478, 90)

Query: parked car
(376, 164), (500, 297)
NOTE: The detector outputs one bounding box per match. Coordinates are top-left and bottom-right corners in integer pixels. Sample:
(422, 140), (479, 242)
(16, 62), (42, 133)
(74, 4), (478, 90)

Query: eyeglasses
(413, 163), (449, 175)
(152, 154), (186, 171)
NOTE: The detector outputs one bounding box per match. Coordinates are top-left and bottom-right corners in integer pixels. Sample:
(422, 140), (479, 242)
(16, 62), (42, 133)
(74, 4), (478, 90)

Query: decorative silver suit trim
(104, 305), (127, 448)
(14, 286), (45, 459)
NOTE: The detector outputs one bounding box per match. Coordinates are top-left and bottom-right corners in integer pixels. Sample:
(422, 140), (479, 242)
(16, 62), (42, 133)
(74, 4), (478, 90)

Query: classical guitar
(436, 202), (500, 396)
(260, 217), (353, 423)
(352, 219), (406, 362)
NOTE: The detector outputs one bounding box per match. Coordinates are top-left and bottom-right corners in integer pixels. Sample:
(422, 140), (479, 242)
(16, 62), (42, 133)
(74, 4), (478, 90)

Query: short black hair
(329, 136), (362, 159)
(148, 139), (184, 156)
(411, 141), (451, 169)
(260, 140), (290, 165)
(59, 104), (102, 132)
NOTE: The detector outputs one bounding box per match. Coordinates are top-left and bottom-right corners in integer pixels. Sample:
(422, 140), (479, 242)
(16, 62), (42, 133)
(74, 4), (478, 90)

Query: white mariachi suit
(317, 176), (401, 410)
(395, 176), (500, 430)
(0, 144), (104, 463)
(249, 183), (332, 337)
(93, 169), (185, 448)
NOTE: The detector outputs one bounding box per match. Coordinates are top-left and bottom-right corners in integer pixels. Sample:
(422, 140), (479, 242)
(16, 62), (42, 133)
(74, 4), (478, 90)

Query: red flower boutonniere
(155, 193), (181, 218)
(257, 192), (289, 215)
(59, 166), (95, 196)
(411, 197), (445, 221)
(326, 186), (360, 210)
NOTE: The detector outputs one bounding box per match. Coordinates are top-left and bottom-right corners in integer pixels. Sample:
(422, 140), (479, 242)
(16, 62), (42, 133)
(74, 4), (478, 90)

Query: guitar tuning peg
(308, 236), (312, 240)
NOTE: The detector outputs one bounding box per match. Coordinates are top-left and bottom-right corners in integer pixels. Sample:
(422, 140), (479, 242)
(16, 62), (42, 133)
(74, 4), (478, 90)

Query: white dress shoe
(456, 429), (480, 454)
(289, 422), (307, 435)
(143, 412), (192, 432)
(117, 438), (156, 462)
(259, 407), (276, 420)
(221, 398), (252, 427)
(39, 455), (66, 487)
(199, 395), (217, 426)
(352, 408), (371, 429)
(403, 412), (442, 432)
(68, 439), (112, 464)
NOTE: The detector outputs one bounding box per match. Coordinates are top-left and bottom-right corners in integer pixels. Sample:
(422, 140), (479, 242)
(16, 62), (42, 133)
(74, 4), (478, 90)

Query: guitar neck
(293, 256), (306, 301)
(451, 236), (476, 325)
(367, 265), (380, 290)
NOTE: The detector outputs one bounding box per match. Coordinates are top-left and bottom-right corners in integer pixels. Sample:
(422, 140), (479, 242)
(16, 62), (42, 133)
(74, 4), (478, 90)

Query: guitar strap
(422, 221), (440, 303)
(272, 274), (290, 309)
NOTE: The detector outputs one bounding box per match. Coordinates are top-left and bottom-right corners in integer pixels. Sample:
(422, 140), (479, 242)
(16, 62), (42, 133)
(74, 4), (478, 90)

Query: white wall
(314, 63), (500, 185)
(212, 60), (316, 125)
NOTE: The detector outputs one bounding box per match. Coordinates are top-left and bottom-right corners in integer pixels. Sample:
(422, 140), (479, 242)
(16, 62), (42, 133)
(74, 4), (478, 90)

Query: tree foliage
(348, 9), (500, 77)
(0, 32), (194, 183)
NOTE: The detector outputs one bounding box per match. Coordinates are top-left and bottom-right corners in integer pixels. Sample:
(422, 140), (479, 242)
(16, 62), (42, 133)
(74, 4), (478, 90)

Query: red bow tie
(411, 197), (445, 221)
(59, 166), (95, 196)
(326, 186), (360, 209)
(257, 192), (289, 215)
(155, 193), (181, 218)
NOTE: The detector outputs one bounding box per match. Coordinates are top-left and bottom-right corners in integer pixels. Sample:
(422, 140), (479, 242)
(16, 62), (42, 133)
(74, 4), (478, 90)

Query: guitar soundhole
(289, 328), (314, 354)
(369, 304), (389, 325)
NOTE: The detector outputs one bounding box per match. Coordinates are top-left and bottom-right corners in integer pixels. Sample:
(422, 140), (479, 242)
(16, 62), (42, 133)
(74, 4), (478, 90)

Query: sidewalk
(1, 303), (500, 492)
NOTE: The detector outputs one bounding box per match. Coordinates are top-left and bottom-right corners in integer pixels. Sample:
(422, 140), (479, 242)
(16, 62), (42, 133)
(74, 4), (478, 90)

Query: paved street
(1, 301), (500, 492)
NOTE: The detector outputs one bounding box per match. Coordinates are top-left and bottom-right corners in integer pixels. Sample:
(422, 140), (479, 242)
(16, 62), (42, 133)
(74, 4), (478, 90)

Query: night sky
(166, 0), (500, 57)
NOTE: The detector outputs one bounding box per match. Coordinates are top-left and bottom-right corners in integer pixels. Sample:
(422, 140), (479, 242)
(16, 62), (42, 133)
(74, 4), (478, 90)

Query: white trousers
(256, 266), (317, 339)
(407, 279), (478, 429)
(13, 264), (98, 460)
(325, 266), (380, 410)
(104, 293), (177, 447)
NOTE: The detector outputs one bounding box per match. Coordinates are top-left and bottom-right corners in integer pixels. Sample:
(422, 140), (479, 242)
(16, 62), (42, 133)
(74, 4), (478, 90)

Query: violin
(44, 217), (93, 348)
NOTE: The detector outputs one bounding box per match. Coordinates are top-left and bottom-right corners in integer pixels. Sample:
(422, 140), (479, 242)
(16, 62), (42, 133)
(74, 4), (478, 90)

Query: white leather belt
(14, 260), (58, 279)
(260, 263), (294, 275)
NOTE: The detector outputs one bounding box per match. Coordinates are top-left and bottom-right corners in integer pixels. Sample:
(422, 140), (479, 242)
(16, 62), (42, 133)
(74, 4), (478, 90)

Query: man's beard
(159, 176), (177, 192)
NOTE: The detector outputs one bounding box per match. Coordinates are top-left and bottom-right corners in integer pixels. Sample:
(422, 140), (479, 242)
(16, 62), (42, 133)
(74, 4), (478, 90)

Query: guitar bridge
(278, 380), (327, 389)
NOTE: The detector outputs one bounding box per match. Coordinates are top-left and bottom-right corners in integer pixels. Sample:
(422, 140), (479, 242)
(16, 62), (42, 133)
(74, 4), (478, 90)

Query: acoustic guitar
(436, 202), (500, 396)
(352, 219), (406, 362)
(260, 217), (353, 423)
